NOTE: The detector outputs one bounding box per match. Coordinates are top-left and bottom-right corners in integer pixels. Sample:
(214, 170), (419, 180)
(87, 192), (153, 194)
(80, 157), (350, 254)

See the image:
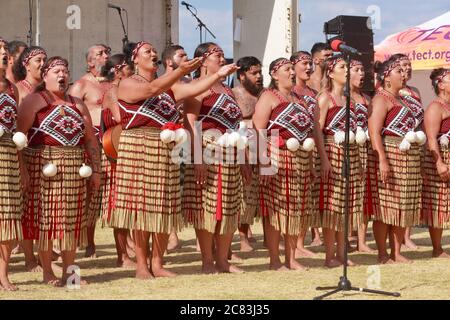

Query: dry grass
(2, 222), (450, 300)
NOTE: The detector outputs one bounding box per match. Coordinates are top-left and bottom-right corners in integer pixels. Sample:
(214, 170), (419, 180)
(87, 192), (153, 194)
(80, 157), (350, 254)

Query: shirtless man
(69, 44), (110, 258)
(6, 40), (27, 84)
(232, 56), (263, 252)
(306, 42), (333, 92)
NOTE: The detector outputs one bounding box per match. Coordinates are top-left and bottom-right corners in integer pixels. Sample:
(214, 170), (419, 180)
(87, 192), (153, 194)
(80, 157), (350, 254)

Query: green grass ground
(2, 222), (450, 300)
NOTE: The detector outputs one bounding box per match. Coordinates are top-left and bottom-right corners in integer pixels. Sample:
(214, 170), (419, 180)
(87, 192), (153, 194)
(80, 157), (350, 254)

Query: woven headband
(396, 55), (410, 63)
(270, 58), (291, 75)
(114, 61), (128, 73)
(291, 53), (312, 66)
(435, 70), (450, 84)
(42, 59), (68, 77)
(203, 47), (224, 59)
(22, 49), (47, 66)
(381, 60), (400, 81)
(132, 41), (151, 61)
(326, 56), (345, 75)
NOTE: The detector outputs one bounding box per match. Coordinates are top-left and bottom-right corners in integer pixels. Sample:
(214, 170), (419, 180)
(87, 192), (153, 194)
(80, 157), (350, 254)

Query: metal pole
(35, 0), (40, 46)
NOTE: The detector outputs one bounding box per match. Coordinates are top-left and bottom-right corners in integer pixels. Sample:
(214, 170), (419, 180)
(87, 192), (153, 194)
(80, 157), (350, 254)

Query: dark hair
(13, 46), (46, 81)
(290, 50), (311, 62)
(161, 45), (184, 69)
(123, 42), (138, 68)
(193, 42), (217, 78)
(268, 57), (289, 90)
(373, 55), (399, 86)
(8, 41), (27, 58)
(390, 53), (409, 61)
(236, 56), (261, 78)
(430, 68), (448, 95)
(311, 42), (331, 57)
(100, 54), (128, 82)
(35, 56), (69, 92)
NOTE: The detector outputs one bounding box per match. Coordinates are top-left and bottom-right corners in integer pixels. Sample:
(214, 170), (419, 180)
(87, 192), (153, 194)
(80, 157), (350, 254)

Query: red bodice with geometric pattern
(0, 82), (17, 133)
(323, 93), (357, 135)
(352, 95), (369, 131)
(198, 86), (243, 133)
(400, 86), (424, 129)
(28, 93), (85, 146)
(292, 85), (317, 120)
(118, 90), (179, 130)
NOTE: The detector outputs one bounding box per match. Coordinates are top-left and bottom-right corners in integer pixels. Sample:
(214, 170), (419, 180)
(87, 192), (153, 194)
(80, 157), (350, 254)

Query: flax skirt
(23, 145), (87, 251)
(85, 147), (107, 228)
(0, 136), (23, 242)
(182, 139), (242, 235)
(371, 136), (422, 227)
(421, 145), (450, 229)
(239, 165), (259, 226)
(260, 147), (313, 236)
(312, 137), (362, 232)
(106, 127), (182, 234)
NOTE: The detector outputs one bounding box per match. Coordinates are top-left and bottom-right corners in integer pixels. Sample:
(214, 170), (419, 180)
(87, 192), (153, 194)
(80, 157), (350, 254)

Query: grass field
(2, 222), (450, 300)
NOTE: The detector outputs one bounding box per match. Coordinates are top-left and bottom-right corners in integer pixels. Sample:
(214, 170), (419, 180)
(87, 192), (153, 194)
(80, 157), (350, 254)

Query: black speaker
(324, 15), (375, 93)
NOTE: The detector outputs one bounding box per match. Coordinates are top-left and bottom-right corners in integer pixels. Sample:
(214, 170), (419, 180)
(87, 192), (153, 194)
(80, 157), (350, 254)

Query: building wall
(233, 0), (298, 86)
(0, 0), (179, 81)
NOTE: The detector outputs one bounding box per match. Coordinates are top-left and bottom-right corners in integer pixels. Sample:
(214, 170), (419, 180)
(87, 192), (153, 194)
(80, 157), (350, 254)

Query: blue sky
(179, 0), (449, 59)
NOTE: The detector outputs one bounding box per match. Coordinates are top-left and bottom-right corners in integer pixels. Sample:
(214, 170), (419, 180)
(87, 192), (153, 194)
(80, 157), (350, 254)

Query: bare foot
(25, 259), (43, 273)
(239, 240), (254, 252)
(286, 260), (308, 271)
(202, 263), (217, 274)
(269, 262), (289, 271)
(432, 250), (450, 258)
(337, 258), (357, 266)
(357, 243), (376, 253)
(378, 255), (393, 264)
(325, 259), (342, 268)
(117, 258), (137, 269)
(43, 273), (61, 287)
(310, 238), (323, 247)
(135, 269), (154, 280)
(295, 248), (316, 258)
(152, 266), (177, 278)
(216, 263), (244, 274)
(228, 252), (244, 263)
(391, 254), (412, 264)
(0, 276), (18, 291)
(61, 276), (89, 287)
(84, 245), (97, 259)
(403, 239), (419, 250)
(167, 237), (181, 251)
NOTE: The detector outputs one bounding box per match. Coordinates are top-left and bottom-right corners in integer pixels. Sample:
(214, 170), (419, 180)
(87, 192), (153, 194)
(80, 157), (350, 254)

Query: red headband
(350, 60), (363, 68)
(326, 56), (345, 75)
(382, 60), (400, 80)
(132, 41), (151, 62)
(397, 56), (410, 63)
(42, 59), (68, 77)
(270, 58), (291, 75)
(114, 61), (128, 73)
(203, 47), (224, 59)
(22, 48), (47, 66)
(291, 53), (312, 65)
(435, 70), (450, 84)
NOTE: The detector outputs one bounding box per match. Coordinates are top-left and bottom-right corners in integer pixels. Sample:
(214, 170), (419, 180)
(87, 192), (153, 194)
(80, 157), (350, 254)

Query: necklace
(134, 74), (151, 83)
(90, 72), (107, 83)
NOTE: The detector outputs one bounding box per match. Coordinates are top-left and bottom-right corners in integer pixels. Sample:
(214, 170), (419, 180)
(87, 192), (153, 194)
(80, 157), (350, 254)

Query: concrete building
(233, 0), (298, 86)
(0, 0), (179, 81)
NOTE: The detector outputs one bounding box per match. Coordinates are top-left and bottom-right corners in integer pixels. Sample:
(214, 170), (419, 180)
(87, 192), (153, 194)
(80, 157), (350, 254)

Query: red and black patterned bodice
(17, 80), (33, 95)
(198, 85), (243, 133)
(376, 91), (415, 137)
(434, 100), (450, 139)
(323, 93), (357, 135)
(266, 89), (314, 142)
(28, 93), (85, 146)
(0, 82), (17, 133)
(352, 94), (369, 131)
(292, 85), (317, 119)
(118, 90), (179, 130)
(400, 86), (424, 129)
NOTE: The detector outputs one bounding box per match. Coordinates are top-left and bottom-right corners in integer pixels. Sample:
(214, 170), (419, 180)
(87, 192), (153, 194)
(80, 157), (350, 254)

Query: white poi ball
(439, 135), (449, 147)
(79, 163), (93, 178)
(355, 129), (367, 145)
(365, 130), (370, 141)
(174, 128), (188, 144)
(228, 131), (241, 147)
(356, 126), (364, 133)
(217, 133), (229, 147)
(286, 137), (300, 152)
(349, 131), (356, 144)
(415, 131), (427, 146)
(239, 121), (247, 130)
(236, 136), (248, 150)
(405, 131), (417, 143)
(302, 137), (315, 152)
(415, 118), (421, 129)
(0, 127), (4, 138)
(42, 163), (58, 177)
(399, 139), (411, 152)
(160, 129), (175, 143)
(12, 131), (28, 150)
(334, 130), (345, 144)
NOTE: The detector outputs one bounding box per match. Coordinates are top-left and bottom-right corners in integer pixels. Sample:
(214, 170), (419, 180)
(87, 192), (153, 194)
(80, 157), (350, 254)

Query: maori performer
(6, 40), (27, 84)
(422, 68), (450, 258)
(233, 56), (263, 253)
(315, 54), (362, 268)
(369, 57), (422, 264)
(17, 56), (101, 286)
(349, 59), (375, 253)
(0, 38), (25, 291)
(307, 42), (332, 93)
(182, 42), (245, 274)
(106, 41), (235, 279)
(69, 44), (110, 258)
(253, 57), (317, 271)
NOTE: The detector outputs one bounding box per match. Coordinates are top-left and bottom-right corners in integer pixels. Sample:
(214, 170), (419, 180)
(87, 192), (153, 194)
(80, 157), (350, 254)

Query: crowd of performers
(0, 36), (449, 290)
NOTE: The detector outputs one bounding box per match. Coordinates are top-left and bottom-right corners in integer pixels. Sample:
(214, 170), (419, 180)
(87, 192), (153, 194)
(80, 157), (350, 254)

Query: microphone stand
(313, 52), (401, 300)
(110, 6), (129, 50)
(184, 4), (216, 43)
(27, 0), (33, 46)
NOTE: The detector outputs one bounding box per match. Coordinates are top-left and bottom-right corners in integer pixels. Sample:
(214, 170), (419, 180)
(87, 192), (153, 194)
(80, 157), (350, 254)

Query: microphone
(181, 1), (192, 8)
(108, 3), (125, 11)
(330, 39), (362, 56)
